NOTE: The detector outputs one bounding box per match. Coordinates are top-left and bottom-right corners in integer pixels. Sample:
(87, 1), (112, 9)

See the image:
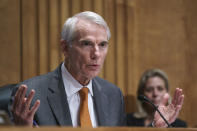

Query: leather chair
(0, 84), (16, 114)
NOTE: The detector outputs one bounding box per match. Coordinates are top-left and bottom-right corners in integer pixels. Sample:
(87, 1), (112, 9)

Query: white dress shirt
(61, 63), (98, 127)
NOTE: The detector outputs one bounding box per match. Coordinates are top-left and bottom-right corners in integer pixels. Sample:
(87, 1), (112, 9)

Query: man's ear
(60, 39), (69, 57)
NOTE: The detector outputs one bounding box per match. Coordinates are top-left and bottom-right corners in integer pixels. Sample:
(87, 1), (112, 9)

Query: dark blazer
(0, 84), (16, 114)
(10, 64), (126, 126)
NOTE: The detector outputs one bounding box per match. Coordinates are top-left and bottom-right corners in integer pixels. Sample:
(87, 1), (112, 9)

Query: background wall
(0, 0), (197, 127)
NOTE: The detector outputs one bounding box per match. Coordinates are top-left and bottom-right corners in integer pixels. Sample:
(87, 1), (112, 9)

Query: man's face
(144, 76), (167, 106)
(63, 19), (108, 85)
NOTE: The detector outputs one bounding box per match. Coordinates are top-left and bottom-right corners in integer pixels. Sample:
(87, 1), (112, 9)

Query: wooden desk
(0, 127), (196, 131)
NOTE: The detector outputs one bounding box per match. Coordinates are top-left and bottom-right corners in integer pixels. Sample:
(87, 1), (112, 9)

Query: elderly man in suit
(10, 11), (184, 127)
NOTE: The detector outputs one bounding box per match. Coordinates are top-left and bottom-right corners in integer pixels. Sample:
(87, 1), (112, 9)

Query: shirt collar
(61, 63), (93, 98)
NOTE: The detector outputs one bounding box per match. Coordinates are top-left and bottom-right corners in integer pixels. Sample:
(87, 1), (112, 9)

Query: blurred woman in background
(127, 69), (187, 127)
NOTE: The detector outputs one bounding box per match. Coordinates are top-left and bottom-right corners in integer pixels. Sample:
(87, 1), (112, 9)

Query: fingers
(20, 85), (28, 102)
(169, 102), (183, 123)
(172, 88), (183, 106)
(175, 94), (184, 112)
(160, 93), (170, 106)
(12, 85), (27, 111)
(29, 100), (40, 117)
(169, 88), (184, 123)
(172, 88), (178, 105)
(20, 90), (36, 114)
(11, 85), (40, 126)
(26, 90), (36, 108)
(178, 94), (184, 107)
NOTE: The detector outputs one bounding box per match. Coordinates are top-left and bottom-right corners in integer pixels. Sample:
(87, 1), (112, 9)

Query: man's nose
(91, 45), (100, 59)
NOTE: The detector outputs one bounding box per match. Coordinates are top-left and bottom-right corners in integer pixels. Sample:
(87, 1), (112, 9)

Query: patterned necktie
(79, 87), (92, 127)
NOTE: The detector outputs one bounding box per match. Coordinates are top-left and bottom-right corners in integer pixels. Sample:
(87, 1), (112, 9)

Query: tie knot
(79, 87), (89, 94)
(79, 87), (89, 99)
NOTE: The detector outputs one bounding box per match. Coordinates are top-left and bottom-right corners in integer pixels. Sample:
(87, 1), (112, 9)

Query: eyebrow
(79, 39), (108, 44)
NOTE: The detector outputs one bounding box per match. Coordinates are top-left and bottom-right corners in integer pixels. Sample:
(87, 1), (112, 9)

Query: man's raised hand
(11, 85), (40, 126)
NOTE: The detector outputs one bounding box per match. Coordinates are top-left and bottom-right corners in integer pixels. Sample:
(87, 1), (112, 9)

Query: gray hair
(61, 11), (111, 45)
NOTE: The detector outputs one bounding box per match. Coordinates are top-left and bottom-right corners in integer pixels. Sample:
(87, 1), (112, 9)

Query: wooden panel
(182, 0), (197, 127)
(0, 0), (21, 86)
(128, 0), (141, 111)
(93, 0), (103, 14)
(60, 0), (70, 26)
(115, 0), (126, 93)
(49, 0), (61, 71)
(22, 0), (38, 80)
(38, 0), (49, 75)
(125, 0), (136, 113)
(71, 0), (82, 15)
(132, 0), (196, 127)
(60, 0), (70, 61)
(82, 0), (93, 11)
(104, 0), (116, 84)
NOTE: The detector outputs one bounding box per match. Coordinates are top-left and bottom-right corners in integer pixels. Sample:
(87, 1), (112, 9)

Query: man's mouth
(87, 64), (100, 70)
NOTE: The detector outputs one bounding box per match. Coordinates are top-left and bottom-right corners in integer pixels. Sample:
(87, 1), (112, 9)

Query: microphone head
(138, 95), (157, 109)
(138, 95), (148, 102)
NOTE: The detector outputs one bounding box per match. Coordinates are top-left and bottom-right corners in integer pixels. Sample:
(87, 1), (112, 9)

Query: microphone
(138, 95), (171, 127)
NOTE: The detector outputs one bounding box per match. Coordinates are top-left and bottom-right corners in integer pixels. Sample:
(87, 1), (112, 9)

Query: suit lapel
(92, 78), (109, 126)
(47, 66), (72, 126)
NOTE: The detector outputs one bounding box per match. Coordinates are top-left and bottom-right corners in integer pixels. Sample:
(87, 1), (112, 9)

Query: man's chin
(85, 72), (100, 79)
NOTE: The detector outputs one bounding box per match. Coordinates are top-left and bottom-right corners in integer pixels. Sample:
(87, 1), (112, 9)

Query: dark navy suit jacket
(10, 64), (126, 126)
